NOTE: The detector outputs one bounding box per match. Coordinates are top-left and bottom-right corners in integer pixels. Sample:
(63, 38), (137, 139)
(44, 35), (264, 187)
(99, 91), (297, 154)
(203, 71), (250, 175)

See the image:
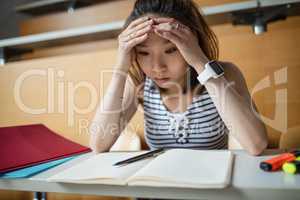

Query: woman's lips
(155, 78), (170, 84)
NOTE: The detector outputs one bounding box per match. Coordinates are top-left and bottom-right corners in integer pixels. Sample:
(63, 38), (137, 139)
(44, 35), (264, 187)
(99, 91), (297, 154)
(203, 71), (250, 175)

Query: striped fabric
(143, 76), (228, 150)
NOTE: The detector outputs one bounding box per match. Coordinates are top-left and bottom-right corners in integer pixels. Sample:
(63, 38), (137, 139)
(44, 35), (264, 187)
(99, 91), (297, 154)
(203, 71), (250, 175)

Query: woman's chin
(156, 82), (172, 89)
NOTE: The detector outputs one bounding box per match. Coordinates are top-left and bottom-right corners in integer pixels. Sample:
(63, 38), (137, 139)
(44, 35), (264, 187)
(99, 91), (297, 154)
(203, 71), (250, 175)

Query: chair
(279, 126), (300, 149)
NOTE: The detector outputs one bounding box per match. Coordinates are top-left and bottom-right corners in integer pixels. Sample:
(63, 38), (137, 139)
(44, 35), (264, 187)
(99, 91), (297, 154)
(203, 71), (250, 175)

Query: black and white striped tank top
(143, 76), (228, 150)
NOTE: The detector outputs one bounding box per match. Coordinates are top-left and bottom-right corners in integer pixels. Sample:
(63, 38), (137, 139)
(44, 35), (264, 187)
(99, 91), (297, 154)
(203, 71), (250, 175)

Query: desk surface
(1, 150), (299, 200)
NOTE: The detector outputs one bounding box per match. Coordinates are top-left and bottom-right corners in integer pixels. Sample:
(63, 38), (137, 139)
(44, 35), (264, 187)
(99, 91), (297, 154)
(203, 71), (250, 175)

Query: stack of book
(0, 124), (91, 178)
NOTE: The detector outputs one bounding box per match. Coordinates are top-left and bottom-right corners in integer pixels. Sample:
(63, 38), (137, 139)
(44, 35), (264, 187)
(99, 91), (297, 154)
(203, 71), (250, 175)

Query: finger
(173, 22), (191, 35)
(153, 23), (173, 31)
(120, 18), (153, 41)
(127, 33), (149, 49)
(121, 24), (152, 42)
(155, 22), (189, 33)
(155, 19), (191, 34)
(127, 16), (150, 30)
(164, 25), (188, 39)
(126, 19), (153, 37)
(153, 17), (175, 24)
(154, 29), (181, 45)
(167, 28), (186, 40)
(154, 22), (191, 40)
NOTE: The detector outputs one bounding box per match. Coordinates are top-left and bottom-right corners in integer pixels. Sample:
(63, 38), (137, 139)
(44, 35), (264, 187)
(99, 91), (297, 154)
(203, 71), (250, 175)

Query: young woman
(89, 0), (268, 156)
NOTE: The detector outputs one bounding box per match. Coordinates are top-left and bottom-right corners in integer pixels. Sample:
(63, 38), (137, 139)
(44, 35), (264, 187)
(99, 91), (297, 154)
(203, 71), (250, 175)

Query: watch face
(210, 61), (224, 75)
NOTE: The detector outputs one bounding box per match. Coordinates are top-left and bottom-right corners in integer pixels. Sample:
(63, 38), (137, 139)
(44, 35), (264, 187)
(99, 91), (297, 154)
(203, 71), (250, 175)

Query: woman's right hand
(116, 16), (154, 70)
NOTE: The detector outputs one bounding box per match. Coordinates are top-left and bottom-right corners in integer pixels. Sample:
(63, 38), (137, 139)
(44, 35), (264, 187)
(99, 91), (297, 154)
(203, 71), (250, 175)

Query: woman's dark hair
(123, 0), (219, 94)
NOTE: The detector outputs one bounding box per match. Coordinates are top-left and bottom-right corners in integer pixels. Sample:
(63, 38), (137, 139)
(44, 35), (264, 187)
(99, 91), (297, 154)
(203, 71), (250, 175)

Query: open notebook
(47, 149), (234, 189)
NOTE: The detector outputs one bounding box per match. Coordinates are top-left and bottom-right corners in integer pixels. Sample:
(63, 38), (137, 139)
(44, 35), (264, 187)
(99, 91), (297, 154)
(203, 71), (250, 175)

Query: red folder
(0, 124), (91, 173)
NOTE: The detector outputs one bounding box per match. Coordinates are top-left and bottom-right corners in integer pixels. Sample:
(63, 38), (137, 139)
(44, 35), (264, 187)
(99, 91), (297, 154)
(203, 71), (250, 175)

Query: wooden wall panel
(46, 193), (132, 200)
(20, 0), (251, 35)
(0, 50), (144, 200)
(8, 4), (300, 149)
(6, 16), (300, 149)
(2, 1), (300, 199)
(212, 16), (300, 147)
(0, 50), (145, 148)
(21, 39), (118, 60)
(0, 190), (33, 200)
(0, 190), (131, 200)
(194, 0), (249, 7)
(20, 0), (134, 35)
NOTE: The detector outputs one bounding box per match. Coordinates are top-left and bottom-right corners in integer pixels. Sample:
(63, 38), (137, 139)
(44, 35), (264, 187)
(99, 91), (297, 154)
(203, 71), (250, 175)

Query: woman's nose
(151, 58), (167, 73)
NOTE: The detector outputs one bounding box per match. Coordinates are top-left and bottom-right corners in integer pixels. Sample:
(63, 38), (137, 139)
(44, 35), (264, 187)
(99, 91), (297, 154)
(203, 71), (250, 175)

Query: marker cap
(283, 162), (297, 174)
(282, 160), (300, 174)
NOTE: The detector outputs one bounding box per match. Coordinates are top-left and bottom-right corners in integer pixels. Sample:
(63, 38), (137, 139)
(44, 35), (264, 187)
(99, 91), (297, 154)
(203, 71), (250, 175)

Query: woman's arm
(89, 67), (139, 153)
(89, 15), (154, 153)
(198, 62), (268, 155)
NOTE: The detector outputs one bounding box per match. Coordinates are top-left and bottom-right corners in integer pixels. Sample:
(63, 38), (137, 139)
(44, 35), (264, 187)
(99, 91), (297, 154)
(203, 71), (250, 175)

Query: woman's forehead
(137, 32), (172, 48)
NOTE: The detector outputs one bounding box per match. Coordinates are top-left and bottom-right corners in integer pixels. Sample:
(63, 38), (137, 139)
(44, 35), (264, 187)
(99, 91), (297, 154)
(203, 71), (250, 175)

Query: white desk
(0, 150), (299, 200)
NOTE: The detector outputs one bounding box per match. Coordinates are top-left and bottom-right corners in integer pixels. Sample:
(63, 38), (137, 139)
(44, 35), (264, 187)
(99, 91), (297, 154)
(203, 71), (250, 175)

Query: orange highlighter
(260, 150), (300, 171)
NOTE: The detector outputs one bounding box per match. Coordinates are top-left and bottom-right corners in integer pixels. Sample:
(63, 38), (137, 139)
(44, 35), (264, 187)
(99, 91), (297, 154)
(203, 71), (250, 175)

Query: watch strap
(197, 66), (213, 85)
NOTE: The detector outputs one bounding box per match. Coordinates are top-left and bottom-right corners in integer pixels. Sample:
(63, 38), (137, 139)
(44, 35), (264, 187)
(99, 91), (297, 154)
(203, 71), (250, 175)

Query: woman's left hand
(152, 17), (209, 73)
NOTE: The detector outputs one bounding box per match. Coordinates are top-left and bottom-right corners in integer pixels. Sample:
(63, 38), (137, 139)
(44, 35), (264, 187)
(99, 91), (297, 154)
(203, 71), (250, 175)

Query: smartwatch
(197, 60), (224, 85)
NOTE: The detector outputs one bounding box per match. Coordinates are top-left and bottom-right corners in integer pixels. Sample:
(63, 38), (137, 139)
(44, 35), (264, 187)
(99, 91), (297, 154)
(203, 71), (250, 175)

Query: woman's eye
(165, 47), (177, 54)
(137, 51), (149, 56)
(137, 47), (177, 56)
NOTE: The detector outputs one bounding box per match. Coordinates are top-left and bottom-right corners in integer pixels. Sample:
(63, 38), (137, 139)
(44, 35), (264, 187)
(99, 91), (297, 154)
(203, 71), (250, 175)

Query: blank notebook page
(48, 152), (153, 182)
(128, 149), (234, 188)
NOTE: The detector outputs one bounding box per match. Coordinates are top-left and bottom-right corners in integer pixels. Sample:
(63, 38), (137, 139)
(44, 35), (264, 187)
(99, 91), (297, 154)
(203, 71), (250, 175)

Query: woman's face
(135, 27), (189, 93)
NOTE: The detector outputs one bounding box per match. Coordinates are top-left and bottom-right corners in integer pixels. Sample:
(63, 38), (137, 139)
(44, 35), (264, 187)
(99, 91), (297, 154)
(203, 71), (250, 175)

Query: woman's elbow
(89, 140), (109, 154)
(248, 139), (268, 156)
(88, 124), (109, 154)
(89, 136), (100, 154)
